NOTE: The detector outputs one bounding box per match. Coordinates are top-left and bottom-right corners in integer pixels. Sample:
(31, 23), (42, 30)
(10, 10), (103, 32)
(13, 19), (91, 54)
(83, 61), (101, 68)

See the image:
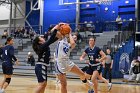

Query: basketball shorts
(35, 64), (47, 82)
(2, 62), (13, 75)
(86, 64), (102, 75)
(55, 60), (75, 74)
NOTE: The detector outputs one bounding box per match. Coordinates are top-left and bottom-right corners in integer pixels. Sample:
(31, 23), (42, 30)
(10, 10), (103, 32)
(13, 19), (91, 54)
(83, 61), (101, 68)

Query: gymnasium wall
(26, 0), (40, 27)
(43, 0), (76, 32)
(42, 0), (135, 33)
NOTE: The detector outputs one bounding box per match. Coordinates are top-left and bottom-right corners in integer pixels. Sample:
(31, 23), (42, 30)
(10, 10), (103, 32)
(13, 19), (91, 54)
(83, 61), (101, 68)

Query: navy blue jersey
(2, 45), (17, 65)
(37, 29), (58, 64)
(85, 46), (101, 65)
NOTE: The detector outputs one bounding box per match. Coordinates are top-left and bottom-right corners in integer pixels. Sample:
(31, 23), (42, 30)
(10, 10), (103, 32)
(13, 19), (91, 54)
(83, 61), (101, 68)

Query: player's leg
(91, 71), (99, 93)
(70, 65), (93, 88)
(35, 64), (47, 93)
(0, 74), (12, 93)
(35, 81), (47, 93)
(98, 73), (109, 84)
(0, 63), (13, 93)
(57, 74), (67, 93)
(98, 73), (112, 91)
(70, 65), (86, 80)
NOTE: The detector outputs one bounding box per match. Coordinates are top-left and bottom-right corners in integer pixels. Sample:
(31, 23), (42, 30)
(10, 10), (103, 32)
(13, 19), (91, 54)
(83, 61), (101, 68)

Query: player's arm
(80, 52), (87, 61)
(69, 33), (76, 49)
(41, 29), (59, 49)
(9, 47), (19, 65)
(41, 23), (66, 49)
(97, 50), (106, 63)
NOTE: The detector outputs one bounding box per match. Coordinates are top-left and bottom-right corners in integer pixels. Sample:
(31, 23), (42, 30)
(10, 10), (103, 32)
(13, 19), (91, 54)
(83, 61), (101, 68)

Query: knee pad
(82, 78), (87, 83)
(5, 78), (11, 84)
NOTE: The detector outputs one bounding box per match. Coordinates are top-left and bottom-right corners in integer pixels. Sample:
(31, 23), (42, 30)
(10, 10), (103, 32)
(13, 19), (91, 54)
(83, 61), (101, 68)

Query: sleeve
(97, 47), (101, 54)
(9, 46), (17, 61)
(41, 29), (58, 49)
(84, 48), (88, 54)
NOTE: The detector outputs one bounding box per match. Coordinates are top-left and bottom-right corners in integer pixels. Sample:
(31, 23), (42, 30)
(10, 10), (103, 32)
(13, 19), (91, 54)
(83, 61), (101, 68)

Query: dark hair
(5, 37), (13, 45)
(32, 36), (40, 55)
(89, 36), (96, 41)
(32, 36), (44, 61)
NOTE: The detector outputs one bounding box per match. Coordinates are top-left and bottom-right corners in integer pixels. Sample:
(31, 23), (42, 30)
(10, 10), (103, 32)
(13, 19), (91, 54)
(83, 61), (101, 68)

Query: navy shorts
(35, 64), (47, 83)
(2, 62), (13, 75)
(86, 64), (102, 75)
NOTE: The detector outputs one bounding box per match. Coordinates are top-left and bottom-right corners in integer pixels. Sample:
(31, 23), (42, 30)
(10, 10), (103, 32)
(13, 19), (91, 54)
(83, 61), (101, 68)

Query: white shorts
(55, 60), (75, 74)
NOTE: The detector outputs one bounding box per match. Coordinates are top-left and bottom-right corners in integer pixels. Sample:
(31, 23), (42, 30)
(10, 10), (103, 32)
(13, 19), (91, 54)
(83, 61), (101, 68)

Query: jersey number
(63, 47), (69, 54)
(89, 55), (94, 61)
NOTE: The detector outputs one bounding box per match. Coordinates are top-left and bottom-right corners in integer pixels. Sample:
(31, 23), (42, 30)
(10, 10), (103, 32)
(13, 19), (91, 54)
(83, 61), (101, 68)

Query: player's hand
(15, 60), (19, 66)
(80, 57), (84, 61)
(58, 22), (69, 26)
(56, 31), (63, 39)
(52, 24), (60, 31)
(85, 60), (89, 64)
(95, 59), (100, 62)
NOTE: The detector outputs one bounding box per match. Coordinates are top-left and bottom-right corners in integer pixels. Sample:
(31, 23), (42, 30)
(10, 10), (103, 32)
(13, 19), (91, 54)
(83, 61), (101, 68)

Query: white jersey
(55, 37), (71, 61)
(54, 37), (75, 74)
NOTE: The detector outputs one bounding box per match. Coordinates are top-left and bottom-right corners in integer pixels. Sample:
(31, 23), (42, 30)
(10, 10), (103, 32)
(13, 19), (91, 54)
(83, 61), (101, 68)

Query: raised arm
(69, 33), (76, 49)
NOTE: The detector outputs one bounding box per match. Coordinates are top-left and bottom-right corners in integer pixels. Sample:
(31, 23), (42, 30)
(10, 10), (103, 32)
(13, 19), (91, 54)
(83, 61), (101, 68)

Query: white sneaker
(0, 89), (5, 93)
(108, 83), (112, 91)
(87, 80), (94, 87)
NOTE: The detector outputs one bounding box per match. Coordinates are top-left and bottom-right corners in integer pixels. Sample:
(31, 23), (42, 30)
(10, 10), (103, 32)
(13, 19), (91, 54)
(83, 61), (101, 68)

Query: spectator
(2, 30), (8, 39)
(27, 52), (35, 66)
(74, 32), (83, 42)
(29, 29), (35, 42)
(19, 27), (25, 38)
(129, 58), (140, 83)
(116, 15), (122, 31)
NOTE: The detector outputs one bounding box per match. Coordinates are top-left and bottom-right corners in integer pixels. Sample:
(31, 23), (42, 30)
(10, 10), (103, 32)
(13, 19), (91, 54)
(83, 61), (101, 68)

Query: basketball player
(80, 37), (106, 93)
(55, 31), (92, 93)
(82, 60), (112, 91)
(0, 37), (19, 93)
(32, 23), (66, 93)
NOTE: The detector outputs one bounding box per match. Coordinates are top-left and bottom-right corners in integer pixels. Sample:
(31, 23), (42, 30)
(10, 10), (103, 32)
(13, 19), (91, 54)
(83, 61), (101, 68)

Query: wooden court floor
(0, 75), (140, 93)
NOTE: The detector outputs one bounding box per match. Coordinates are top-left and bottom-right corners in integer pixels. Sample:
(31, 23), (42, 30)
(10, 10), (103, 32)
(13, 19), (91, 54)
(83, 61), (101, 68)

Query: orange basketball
(59, 24), (71, 35)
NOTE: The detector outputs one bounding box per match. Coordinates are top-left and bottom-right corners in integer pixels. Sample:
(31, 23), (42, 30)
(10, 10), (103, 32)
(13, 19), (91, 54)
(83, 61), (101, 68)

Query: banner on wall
(119, 53), (130, 74)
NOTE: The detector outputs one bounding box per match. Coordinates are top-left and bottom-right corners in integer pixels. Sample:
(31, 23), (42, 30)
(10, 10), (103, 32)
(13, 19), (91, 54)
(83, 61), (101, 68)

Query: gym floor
(0, 75), (140, 93)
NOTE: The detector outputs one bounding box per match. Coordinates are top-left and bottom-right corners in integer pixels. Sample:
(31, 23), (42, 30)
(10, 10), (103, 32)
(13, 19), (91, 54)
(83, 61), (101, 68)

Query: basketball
(59, 24), (71, 35)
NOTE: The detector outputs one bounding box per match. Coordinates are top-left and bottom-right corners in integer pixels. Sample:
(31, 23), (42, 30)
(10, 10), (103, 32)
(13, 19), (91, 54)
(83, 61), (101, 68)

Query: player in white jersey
(55, 33), (92, 93)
